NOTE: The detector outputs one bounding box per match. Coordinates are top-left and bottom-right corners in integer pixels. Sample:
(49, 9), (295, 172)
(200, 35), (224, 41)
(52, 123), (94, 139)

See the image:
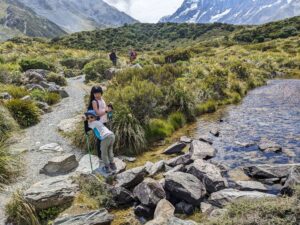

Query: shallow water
(132, 79), (300, 169)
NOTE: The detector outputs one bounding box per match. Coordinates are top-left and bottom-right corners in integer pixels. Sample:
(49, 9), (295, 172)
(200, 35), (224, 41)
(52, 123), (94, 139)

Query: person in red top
(129, 48), (137, 64)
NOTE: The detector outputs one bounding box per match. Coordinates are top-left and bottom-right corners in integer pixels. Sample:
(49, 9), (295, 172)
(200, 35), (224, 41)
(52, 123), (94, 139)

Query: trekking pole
(85, 132), (93, 172)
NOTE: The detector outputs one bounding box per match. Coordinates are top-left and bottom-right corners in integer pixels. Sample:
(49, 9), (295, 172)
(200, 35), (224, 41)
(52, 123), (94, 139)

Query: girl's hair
(88, 86), (103, 109)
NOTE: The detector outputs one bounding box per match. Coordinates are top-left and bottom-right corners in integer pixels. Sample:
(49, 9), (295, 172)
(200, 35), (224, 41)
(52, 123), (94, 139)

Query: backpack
(84, 100), (99, 134)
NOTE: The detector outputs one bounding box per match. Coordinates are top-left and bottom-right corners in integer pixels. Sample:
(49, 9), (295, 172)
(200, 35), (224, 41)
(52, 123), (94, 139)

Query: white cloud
(104, 0), (184, 22)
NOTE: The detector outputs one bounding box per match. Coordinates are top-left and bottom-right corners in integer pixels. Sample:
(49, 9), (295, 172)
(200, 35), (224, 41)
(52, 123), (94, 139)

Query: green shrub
(60, 57), (90, 69)
(146, 118), (174, 142)
(0, 84), (29, 98)
(19, 58), (55, 72)
(230, 62), (250, 80)
(0, 105), (19, 142)
(63, 68), (81, 78)
(111, 106), (146, 155)
(30, 89), (46, 102)
(196, 100), (217, 115)
(5, 190), (40, 225)
(165, 49), (191, 63)
(168, 112), (186, 130)
(46, 72), (67, 86)
(5, 99), (40, 128)
(45, 92), (61, 105)
(83, 59), (111, 82)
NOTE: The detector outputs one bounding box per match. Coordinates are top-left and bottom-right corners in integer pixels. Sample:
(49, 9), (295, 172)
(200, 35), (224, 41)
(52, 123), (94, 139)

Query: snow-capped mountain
(18, 0), (138, 33)
(160, 0), (300, 24)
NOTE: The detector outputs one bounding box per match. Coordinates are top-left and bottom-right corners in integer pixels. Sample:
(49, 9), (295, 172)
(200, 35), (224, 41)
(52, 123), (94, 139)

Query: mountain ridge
(161, 0), (300, 25)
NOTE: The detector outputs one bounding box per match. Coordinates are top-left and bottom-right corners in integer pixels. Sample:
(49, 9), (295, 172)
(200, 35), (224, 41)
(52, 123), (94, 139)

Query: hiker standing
(129, 48), (137, 64)
(109, 49), (118, 67)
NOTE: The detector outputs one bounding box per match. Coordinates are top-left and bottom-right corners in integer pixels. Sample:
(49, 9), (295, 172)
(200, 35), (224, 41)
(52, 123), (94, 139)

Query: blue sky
(103, 0), (184, 23)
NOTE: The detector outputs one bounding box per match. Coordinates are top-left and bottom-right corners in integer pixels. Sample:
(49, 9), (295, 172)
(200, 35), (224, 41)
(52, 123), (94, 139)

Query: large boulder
(53, 209), (114, 225)
(146, 160), (165, 176)
(165, 172), (206, 205)
(165, 154), (192, 167)
(235, 180), (268, 192)
(40, 154), (78, 175)
(281, 166), (300, 196)
(163, 142), (186, 155)
(175, 201), (194, 215)
(110, 186), (135, 206)
(24, 176), (79, 210)
(111, 157), (127, 174)
(145, 199), (197, 225)
(244, 164), (300, 179)
(116, 166), (147, 189)
(58, 116), (82, 133)
(133, 178), (166, 207)
(189, 140), (216, 160)
(209, 188), (276, 207)
(164, 165), (185, 177)
(187, 159), (228, 193)
(76, 154), (100, 174)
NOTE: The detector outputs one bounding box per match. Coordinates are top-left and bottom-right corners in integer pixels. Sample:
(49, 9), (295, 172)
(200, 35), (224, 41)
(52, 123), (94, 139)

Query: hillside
(0, 0), (66, 40)
(18, 0), (138, 33)
(161, 0), (300, 25)
(51, 16), (300, 51)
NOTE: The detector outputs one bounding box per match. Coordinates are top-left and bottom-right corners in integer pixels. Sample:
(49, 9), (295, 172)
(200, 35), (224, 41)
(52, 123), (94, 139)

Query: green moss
(19, 58), (55, 72)
(146, 119), (174, 142)
(196, 100), (218, 115)
(168, 112), (186, 130)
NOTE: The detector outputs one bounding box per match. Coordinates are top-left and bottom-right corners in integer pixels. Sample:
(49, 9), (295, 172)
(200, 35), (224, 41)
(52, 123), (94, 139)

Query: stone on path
(209, 188), (276, 207)
(53, 209), (114, 225)
(187, 159), (228, 193)
(163, 142), (186, 155)
(40, 154), (78, 175)
(58, 116), (82, 133)
(24, 176), (79, 210)
(76, 154), (100, 174)
(116, 166), (147, 189)
(235, 180), (268, 192)
(39, 143), (63, 152)
(189, 140), (216, 160)
(244, 164), (300, 179)
(165, 172), (206, 205)
(133, 178), (166, 207)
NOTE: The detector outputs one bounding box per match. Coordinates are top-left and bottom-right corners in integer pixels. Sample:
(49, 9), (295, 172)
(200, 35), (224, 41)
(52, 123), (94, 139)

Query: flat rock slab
(40, 154), (78, 175)
(39, 143), (63, 152)
(244, 163), (300, 179)
(209, 188), (276, 207)
(165, 154), (192, 167)
(53, 209), (114, 225)
(165, 172), (206, 205)
(116, 166), (147, 189)
(133, 178), (166, 207)
(235, 180), (268, 192)
(24, 176), (79, 210)
(76, 154), (100, 174)
(189, 140), (216, 160)
(187, 159), (228, 193)
(163, 142), (186, 155)
(57, 116), (81, 133)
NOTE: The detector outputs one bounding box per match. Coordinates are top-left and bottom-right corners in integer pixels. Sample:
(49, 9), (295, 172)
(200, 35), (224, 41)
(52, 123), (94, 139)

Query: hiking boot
(110, 162), (117, 171)
(102, 166), (111, 174)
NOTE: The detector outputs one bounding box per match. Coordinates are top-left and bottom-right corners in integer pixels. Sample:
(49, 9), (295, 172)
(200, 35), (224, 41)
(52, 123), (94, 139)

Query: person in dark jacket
(109, 49), (118, 66)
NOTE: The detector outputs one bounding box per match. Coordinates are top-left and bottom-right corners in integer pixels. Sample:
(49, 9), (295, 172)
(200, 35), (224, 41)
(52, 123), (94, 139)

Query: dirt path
(0, 76), (89, 224)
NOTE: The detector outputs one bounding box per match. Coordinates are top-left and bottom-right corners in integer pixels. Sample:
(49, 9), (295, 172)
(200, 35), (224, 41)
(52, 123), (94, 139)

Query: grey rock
(210, 128), (220, 137)
(112, 157), (127, 174)
(36, 101), (51, 113)
(165, 172), (206, 205)
(59, 88), (69, 98)
(27, 83), (45, 91)
(24, 176), (79, 210)
(163, 142), (186, 155)
(187, 159), (228, 193)
(281, 166), (300, 196)
(118, 156), (136, 162)
(146, 160), (165, 176)
(164, 164), (185, 177)
(110, 186), (135, 206)
(25, 70), (47, 83)
(76, 154), (100, 174)
(134, 204), (154, 219)
(180, 136), (193, 143)
(165, 154), (192, 167)
(235, 141), (255, 147)
(39, 143), (63, 152)
(25, 69), (50, 78)
(40, 81), (51, 88)
(189, 140), (216, 160)
(104, 67), (119, 80)
(53, 209), (114, 225)
(235, 180), (268, 192)
(199, 134), (214, 145)
(200, 202), (215, 214)
(0, 92), (12, 100)
(116, 166), (147, 189)
(40, 154), (78, 175)
(209, 188), (276, 207)
(21, 95), (31, 101)
(133, 178), (166, 207)
(259, 140), (282, 153)
(209, 208), (228, 218)
(244, 164), (300, 179)
(175, 201), (194, 215)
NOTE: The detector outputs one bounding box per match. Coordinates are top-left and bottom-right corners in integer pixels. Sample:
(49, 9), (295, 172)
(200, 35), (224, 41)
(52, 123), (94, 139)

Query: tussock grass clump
(167, 112), (186, 130)
(5, 99), (40, 128)
(0, 105), (19, 142)
(0, 84), (29, 98)
(46, 72), (67, 86)
(83, 59), (111, 82)
(146, 118), (174, 142)
(30, 89), (61, 105)
(5, 190), (40, 225)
